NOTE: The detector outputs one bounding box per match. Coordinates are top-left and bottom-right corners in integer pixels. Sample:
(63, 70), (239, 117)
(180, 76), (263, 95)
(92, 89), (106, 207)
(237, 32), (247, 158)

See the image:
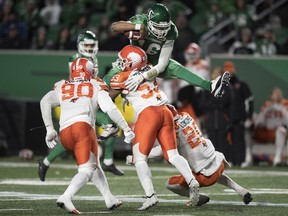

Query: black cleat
(196, 194), (210, 206)
(38, 159), (49, 182)
(102, 163), (124, 176)
(211, 71), (231, 98)
(243, 192), (253, 205)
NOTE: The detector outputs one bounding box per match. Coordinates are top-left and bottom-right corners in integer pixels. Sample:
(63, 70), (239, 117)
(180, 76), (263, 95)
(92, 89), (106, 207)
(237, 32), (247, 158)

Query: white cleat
(106, 198), (123, 210)
(187, 179), (200, 207)
(138, 193), (158, 211)
(57, 195), (81, 214)
(98, 123), (119, 141)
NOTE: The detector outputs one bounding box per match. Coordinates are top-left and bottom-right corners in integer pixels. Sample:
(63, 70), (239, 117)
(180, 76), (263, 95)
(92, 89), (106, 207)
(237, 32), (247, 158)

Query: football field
(0, 157), (288, 216)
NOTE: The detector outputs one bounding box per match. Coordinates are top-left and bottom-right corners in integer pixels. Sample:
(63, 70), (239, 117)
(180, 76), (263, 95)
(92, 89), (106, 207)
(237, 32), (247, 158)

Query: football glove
(45, 127), (58, 148)
(126, 155), (134, 165)
(126, 72), (144, 91)
(123, 129), (135, 144)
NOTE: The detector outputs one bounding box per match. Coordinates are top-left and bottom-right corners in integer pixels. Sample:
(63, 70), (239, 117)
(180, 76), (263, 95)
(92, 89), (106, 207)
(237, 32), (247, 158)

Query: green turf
(0, 156), (288, 216)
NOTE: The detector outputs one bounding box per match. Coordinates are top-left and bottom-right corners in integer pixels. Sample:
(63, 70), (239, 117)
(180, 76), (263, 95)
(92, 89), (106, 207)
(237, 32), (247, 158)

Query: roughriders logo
(148, 9), (156, 20)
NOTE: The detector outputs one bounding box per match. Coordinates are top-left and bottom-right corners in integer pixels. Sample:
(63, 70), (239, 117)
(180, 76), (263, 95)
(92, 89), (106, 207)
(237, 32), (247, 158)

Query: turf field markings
(0, 208), (33, 212)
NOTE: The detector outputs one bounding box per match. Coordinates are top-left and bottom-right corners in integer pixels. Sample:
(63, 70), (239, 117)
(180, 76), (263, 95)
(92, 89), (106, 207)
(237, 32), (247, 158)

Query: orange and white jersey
(51, 78), (109, 131)
(175, 112), (225, 175)
(255, 102), (288, 129)
(110, 70), (168, 115)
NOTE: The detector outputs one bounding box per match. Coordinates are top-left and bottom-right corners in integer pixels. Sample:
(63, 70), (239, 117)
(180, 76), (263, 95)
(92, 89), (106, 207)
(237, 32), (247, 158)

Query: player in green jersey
(109, 3), (230, 94)
(38, 31), (124, 181)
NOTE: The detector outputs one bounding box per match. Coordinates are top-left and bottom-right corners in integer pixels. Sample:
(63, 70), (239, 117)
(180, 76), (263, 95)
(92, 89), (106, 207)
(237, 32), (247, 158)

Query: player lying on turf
(127, 105), (253, 205)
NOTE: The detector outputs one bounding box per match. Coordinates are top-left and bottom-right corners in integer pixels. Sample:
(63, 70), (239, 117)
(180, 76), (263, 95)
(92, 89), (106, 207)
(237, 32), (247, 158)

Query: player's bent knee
(132, 142), (148, 163)
(78, 163), (94, 180)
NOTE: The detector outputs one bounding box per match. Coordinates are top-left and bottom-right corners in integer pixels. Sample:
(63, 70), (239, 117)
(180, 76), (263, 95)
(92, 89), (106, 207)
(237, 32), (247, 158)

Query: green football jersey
(129, 14), (178, 66)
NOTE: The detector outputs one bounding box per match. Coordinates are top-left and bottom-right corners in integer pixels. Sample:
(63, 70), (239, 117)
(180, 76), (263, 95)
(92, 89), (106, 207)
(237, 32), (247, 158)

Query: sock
(104, 137), (116, 161)
(103, 158), (113, 166)
(92, 167), (115, 207)
(46, 143), (66, 163)
(168, 154), (194, 185)
(63, 172), (90, 198)
(43, 157), (50, 166)
(218, 173), (247, 197)
(134, 160), (155, 197)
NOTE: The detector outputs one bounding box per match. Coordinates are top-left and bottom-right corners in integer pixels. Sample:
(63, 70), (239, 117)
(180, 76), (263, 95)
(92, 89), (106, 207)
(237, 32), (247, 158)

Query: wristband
(135, 24), (141, 31)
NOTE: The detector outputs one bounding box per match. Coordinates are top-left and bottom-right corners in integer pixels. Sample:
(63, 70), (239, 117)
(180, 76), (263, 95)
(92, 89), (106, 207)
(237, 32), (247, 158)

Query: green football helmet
(77, 31), (98, 58)
(147, 3), (171, 38)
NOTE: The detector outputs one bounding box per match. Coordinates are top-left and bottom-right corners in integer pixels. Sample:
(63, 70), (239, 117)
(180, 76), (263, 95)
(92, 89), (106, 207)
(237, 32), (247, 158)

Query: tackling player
(38, 31), (124, 181)
(108, 3), (230, 95)
(40, 57), (135, 214)
(127, 105), (253, 205)
(108, 45), (200, 210)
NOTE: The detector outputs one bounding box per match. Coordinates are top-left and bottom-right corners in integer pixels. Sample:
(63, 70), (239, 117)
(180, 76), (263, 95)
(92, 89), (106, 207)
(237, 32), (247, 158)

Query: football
(124, 30), (141, 40)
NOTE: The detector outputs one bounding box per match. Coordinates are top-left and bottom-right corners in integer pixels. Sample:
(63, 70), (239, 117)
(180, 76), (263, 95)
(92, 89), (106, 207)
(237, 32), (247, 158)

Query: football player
(108, 3), (230, 95)
(40, 57), (135, 214)
(109, 45), (201, 210)
(127, 105), (253, 205)
(38, 31), (124, 181)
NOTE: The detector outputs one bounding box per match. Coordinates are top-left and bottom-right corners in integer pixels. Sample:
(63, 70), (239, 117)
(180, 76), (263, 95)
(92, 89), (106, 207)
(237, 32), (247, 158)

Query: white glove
(123, 129), (135, 144)
(126, 155), (134, 165)
(125, 72), (144, 91)
(45, 127), (58, 148)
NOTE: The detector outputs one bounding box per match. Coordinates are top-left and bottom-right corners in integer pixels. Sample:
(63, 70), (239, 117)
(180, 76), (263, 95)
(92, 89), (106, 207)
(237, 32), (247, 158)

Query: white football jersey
(255, 102), (288, 129)
(110, 70), (168, 115)
(52, 78), (108, 130)
(175, 112), (225, 175)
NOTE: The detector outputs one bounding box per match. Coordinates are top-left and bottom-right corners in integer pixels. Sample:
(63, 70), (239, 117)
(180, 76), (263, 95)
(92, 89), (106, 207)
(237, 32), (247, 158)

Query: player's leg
(273, 126), (287, 166)
(92, 162), (123, 210)
(132, 108), (160, 210)
(159, 59), (230, 97)
(57, 123), (95, 214)
(218, 173), (252, 205)
(38, 143), (66, 181)
(96, 109), (123, 175)
(165, 175), (210, 206)
(158, 106), (199, 206)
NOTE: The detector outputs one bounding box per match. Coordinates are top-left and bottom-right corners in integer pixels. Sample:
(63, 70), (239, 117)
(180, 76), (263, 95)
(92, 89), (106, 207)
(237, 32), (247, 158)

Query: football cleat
(102, 163), (124, 176)
(196, 194), (210, 206)
(38, 159), (49, 182)
(107, 199), (123, 210)
(243, 192), (253, 205)
(57, 195), (81, 214)
(187, 179), (200, 206)
(98, 123), (119, 141)
(138, 193), (158, 211)
(211, 71), (231, 98)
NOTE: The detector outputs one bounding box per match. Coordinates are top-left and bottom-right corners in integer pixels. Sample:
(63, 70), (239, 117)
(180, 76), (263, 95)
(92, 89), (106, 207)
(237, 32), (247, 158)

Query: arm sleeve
(142, 40), (174, 80)
(98, 90), (130, 132)
(40, 91), (60, 130)
(242, 83), (254, 119)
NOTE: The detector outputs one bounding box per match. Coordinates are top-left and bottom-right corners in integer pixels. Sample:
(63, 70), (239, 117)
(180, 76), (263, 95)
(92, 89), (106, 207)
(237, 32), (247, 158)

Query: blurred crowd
(1, 0), (288, 167)
(1, 0), (288, 62)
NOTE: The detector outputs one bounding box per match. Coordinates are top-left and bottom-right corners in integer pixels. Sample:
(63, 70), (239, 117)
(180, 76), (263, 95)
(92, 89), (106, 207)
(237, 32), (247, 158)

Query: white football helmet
(70, 58), (96, 81)
(77, 31), (98, 58)
(113, 45), (147, 71)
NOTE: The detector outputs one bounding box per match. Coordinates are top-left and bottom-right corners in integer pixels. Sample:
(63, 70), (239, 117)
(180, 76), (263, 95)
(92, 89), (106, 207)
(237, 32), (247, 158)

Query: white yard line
(1, 162), (288, 176)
